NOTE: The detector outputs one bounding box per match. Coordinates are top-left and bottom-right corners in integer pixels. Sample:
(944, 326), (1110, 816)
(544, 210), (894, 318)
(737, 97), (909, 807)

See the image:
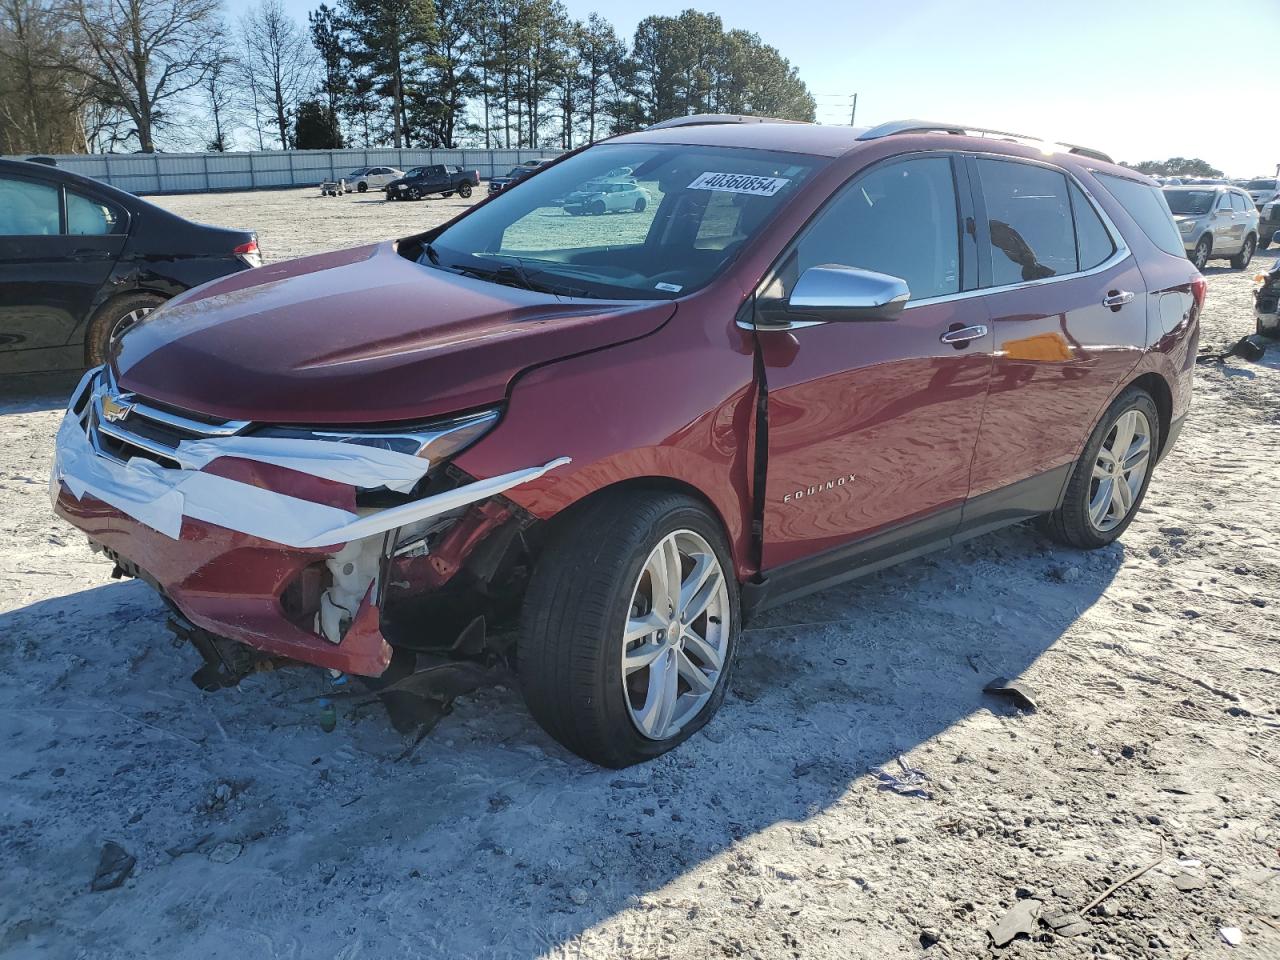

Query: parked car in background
(51, 116), (1201, 767)
(562, 179), (650, 215)
(386, 164), (480, 201)
(1256, 258), (1280, 337)
(345, 166), (403, 193)
(487, 158), (553, 194)
(1163, 184), (1259, 269)
(1258, 200), (1279, 251)
(1243, 177), (1280, 208)
(0, 158), (258, 375)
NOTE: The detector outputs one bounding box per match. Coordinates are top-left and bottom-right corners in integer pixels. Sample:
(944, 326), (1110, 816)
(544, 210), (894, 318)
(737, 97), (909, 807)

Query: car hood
(113, 242), (676, 424)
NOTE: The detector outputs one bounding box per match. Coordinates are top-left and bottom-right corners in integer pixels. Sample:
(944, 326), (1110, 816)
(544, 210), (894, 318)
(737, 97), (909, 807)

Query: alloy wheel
(109, 307), (153, 346)
(1088, 409), (1152, 532)
(621, 529), (730, 741)
(1192, 238), (1210, 270)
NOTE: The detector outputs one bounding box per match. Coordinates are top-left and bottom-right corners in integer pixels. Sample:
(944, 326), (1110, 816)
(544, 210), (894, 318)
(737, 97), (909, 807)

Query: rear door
(757, 153), (992, 570)
(964, 156), (1146, 512)
(1211, 191), (1236, 251)
(0, 173), (126, 373)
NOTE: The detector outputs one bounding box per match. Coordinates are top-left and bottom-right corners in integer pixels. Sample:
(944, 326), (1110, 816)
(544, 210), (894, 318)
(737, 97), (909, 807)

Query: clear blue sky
(237, 0), (1280, 175)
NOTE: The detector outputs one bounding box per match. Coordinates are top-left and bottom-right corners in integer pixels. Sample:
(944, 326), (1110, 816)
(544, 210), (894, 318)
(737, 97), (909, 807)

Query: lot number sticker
(688, 172), (791, 196)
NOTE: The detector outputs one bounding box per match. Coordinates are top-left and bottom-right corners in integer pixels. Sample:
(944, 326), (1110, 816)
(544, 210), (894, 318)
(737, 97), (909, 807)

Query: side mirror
(762, 264), (910, 325)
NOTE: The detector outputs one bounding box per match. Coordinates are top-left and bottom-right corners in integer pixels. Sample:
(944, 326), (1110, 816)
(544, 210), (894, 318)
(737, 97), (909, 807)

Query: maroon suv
(52, 116), (1202, 767)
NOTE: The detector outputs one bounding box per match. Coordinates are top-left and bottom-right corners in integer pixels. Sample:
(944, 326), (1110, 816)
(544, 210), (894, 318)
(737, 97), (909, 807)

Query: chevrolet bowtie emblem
(100, 392), (135, 423)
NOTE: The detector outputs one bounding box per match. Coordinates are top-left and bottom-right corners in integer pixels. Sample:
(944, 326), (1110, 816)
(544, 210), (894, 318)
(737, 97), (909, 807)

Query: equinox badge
(783, 473), (857, 503)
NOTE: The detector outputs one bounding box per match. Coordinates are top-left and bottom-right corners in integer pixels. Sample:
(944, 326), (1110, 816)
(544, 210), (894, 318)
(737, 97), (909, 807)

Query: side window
(773, 156), (960, 302)
(976, 159), (1077, 285)
(1231, 193), (1248, 212)
(67, 191), (124, 236)
(1069, 183), (1115, 271)
(0, 176), (60, 236)
(1094, 173), (1183, 257)
(1217, 193), (1232, 211)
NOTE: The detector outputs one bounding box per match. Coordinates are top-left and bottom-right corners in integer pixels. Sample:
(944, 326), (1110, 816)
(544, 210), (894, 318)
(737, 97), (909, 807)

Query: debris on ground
(208, 842), (243, 864)
(982, 676), (1037, 712)
(987, 898), (1041, 947)
(90, 841), (135, 892)
(1220, 926), (1243, 946)
(873, 756), (932, 799)
(1174, 872), (1205, 892)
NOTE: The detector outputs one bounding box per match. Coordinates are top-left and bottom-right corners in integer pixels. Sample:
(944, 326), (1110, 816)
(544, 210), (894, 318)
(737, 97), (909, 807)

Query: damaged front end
(50, 367), (568, 679)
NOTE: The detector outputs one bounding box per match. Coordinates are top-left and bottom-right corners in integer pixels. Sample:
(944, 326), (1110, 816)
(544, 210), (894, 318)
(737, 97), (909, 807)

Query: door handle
(70, 248), (112, 262)
(1102, 290), (1135, 309)
(939, 324), (988, 347)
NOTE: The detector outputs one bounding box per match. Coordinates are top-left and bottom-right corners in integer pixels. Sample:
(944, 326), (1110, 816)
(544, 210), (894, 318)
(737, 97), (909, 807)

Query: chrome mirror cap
(787, 264), (911, 321)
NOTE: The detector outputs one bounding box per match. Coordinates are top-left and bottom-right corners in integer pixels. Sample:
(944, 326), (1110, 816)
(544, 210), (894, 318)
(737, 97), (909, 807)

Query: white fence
(31, 148), (563, 195)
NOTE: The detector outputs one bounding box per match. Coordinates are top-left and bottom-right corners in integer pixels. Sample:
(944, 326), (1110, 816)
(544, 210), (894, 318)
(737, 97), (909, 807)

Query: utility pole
(850, 93), (858, 126)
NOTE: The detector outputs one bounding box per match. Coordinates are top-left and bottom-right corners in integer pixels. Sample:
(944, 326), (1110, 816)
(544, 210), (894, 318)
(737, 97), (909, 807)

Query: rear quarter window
(1095, 173), (1184, 257)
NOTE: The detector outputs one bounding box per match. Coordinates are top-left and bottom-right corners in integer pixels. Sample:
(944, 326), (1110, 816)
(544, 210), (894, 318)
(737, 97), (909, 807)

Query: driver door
(755, 154), (992, 572)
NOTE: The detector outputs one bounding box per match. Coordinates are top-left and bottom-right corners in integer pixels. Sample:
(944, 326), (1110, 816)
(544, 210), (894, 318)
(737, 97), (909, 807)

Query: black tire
(1040, 387), (1161, 550)
(519, 491), (739, 768)
(633, 197), (647, 212)
(1231, 234), (1256, 270)
(408, 188), (422, 201)
(458, 182), (473, 198)
(1259, 232), (1271, 252)
(590, 199), (606, 216)
(1191, 235), (1211, 270)
(357, 181), (368, 193)
(85, 292), (165, 366)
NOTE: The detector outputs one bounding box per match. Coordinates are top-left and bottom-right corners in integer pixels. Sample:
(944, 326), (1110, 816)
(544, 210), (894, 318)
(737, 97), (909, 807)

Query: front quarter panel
(452, 300), (760, 579)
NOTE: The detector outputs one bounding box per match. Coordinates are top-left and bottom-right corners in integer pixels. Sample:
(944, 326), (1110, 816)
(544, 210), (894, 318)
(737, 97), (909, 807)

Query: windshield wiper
(458, 259), (591, 298)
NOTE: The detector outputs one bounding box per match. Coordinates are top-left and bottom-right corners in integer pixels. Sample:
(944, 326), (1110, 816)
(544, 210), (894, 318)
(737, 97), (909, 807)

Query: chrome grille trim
(127, 401), (251, 438)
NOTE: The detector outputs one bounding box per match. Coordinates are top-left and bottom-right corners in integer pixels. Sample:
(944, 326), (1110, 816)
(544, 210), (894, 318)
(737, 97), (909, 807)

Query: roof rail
(646, 114), (806, 131)
(856, 119), (1113, 164)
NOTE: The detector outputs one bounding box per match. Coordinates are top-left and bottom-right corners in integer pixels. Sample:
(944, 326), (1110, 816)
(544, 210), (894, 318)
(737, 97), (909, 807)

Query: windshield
(406, 167), (425, 177)
(503, 167), (523, 177)
(1163, 190), (1214, 216)
(1247, 179), (1276, 191)
(348, 168), (368, 177)
(427, 143), (823, 300)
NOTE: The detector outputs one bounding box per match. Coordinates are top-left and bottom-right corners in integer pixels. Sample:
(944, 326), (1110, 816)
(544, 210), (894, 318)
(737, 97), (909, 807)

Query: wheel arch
(82, 287), (169, 364)
(534, 475), (738, 577)
(1126, 371), (1173, 457)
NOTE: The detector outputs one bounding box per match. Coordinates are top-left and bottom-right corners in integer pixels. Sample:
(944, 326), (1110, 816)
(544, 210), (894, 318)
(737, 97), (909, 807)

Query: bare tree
(240, 0), (314, 149)
(201, 36), (238, 150)
(0, 0), (88, 152)
(63, 0), (223, 152)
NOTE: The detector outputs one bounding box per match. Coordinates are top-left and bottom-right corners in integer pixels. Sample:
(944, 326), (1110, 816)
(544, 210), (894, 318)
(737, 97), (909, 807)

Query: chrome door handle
(939, 324), (988, 346)
(1102, 290), (1135, 308)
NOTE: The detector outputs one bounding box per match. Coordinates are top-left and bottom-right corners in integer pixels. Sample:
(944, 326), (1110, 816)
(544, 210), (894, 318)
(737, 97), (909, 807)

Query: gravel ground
(1, 188), (1278, 959)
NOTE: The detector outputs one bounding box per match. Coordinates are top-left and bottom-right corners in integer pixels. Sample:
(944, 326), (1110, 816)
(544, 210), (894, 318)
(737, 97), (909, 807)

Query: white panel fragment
(177, 435), (433, 493)
(51, 410), (569, 550)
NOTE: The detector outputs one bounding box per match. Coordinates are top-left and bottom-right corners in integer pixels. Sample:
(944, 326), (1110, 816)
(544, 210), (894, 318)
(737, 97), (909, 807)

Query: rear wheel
(458, 182), (473, 198)
(519, 491), (738, 767)
(1231, 234), (1256, 270)
(85, 292), (164, 366)
(1191, 235), (1211, 270)
(1040, 387), (1160, 549)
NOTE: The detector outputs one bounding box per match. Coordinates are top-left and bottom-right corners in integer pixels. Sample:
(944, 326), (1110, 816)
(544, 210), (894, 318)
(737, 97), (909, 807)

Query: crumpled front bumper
(50, 368), (568, 676)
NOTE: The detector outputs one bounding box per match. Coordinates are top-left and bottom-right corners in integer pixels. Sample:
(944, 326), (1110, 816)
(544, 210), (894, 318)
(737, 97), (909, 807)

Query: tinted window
(1246, 179), (1275, 191)
(1100, 174), (1184, 257)
(0, 176), (59, 235)
(774, 156), (960, 302)
(1069, 183), (1115, 271)
(977, 159), (1076, 284)
(1162, 189), (1214, 216)
(67, 190), (124, 235)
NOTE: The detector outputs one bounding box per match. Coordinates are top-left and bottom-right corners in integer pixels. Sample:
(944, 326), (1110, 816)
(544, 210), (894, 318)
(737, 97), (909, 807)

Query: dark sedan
(487, 158), (552, 195)
(0, 158), (259, 374)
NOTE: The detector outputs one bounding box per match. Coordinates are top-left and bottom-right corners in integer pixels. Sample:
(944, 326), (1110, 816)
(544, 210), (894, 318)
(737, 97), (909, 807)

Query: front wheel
(357, 181), (368, 193)
(458, 182), (473, 198)
(633, 197), (647, 212)
(1190, 235), (1211, 270)
(519, 492), (738, 767)
(1231, 235), (1256, 270)
(1040, 388), (1160, 549)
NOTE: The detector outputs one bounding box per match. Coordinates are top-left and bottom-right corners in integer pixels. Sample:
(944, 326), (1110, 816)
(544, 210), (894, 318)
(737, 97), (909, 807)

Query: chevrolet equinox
(52, 116), (1202, 767)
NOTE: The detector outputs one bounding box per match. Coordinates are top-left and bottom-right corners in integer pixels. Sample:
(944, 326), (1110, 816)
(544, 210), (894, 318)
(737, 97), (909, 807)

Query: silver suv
(1163, 184), (1260, 270)
(1243, 177), (1280, 208)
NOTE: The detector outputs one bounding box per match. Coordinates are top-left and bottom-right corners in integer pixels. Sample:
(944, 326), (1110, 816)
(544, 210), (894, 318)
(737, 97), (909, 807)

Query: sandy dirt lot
(1, 188), (1278, 959)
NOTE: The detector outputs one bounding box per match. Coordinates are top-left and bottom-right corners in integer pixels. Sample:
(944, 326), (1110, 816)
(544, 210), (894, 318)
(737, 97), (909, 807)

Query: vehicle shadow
(0, 520), (1124, 957)
(0, 371), (80, 415)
